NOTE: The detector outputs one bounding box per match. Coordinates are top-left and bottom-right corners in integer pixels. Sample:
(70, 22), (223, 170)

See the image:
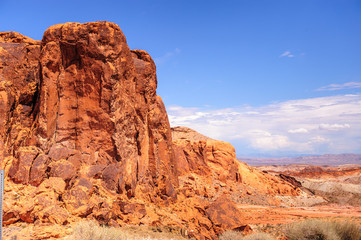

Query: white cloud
(248, 130), (290, 151)
(248, 130), (272, 136)
(310, 136), (329, 143)
(319, 123), (350, 131)
(317, 82), (361, 91)
(280, 51), (295, 58)
(154, 48), (181, 65)
(288, 128), (309, 134)
(167, 94), (361, 155)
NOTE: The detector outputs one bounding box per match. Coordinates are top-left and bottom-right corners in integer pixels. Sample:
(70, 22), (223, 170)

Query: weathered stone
(119, 202), (147, 219)
(72, 177), (93, 193)
(48, 160), (76, 181)
(63, 185), (92, 216)
(37, 177), (66, 195)
(3, 201), (20, 225)
(205, 195), (245, 234)
(172, 127), (238, 181)
(0, 32), (40, 157)
(19, 201), (35, 223)
(8, 147), (39, 184)
(37, 205), (69, 224)
(29, 154), (49, 186)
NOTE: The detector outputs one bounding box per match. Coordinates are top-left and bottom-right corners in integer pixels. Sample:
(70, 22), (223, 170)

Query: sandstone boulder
(205, 195), (250, 235)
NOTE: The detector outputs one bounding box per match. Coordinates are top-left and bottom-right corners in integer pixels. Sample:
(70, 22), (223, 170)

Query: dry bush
(285, 219), (340, 240)
(219, 230), (243, 240)
(219, 231), (275, 240)
(68, 221), (128, 240)
(68, 221), (185, 240)
(333, 220), (361, 240)
(285, 219), (361, 240)
(242, 233), (275, 240)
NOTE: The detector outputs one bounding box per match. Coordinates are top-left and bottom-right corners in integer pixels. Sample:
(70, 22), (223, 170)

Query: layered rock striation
(1, 22), (304, 239)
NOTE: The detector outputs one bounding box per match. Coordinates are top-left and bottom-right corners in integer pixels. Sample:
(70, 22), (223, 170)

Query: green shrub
(285, 219), (361, 240)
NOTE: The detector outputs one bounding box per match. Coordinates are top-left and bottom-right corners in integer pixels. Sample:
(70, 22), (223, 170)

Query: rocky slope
(0, 22), (309, 239)
(172, 127), (301, 205)
(257, 165), (361, 206)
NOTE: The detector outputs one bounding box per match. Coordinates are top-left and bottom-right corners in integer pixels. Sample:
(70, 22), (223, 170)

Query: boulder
(205, 195), (246, 234)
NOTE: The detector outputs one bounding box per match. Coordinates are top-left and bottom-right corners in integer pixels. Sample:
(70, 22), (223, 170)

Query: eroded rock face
(0, 32), (41, 160)
(1, 22), (177, 199)
(172, 127), (300, 200)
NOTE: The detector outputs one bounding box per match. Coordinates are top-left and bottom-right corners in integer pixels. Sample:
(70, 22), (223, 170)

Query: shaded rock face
(0, 22), (177, 198)
(0, 32), (41, 160)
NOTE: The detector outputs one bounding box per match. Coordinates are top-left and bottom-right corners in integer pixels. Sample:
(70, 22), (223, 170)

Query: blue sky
(1, 0), (361, 157)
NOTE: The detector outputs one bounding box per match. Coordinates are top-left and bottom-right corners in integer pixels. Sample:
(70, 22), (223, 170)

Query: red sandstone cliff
(1, 22), (177, 200)
(0, 22), (304, 239)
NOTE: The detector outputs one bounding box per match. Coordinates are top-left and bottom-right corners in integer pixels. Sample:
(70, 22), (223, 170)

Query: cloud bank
(167, 94), (361, 156)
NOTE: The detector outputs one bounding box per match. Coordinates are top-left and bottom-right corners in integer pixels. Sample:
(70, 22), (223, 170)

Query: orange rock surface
(0, 22), (312, 239)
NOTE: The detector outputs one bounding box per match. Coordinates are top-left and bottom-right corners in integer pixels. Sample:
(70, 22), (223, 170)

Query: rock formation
(172, 127), (300, 206)
(0, 22), (305, 239)
(258, 164), (361, 207)
(1, 22), (177, 199)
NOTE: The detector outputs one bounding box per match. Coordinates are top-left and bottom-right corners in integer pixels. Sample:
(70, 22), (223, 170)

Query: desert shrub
(242, 233), (275, 240)
(68, 221), (185, 240)
(69, 221), (129, 240)
(219, 231), (275, 240)
(219, 230), (243, 240)
(285, 219), (361, 240)
(333, 220), (361, 240)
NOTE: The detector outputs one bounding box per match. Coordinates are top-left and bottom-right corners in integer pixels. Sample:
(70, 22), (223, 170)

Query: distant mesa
(239, 153), (361, 166)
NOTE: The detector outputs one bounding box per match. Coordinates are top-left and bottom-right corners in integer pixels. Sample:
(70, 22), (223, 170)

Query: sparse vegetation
(285, 219), (361, 240)
(219, 230), (242, 240)
(67, 221), (186, 240)
(220, 219), (361, 240)
(219, 231), (275, 240)
(242, 233), (276, 240)
(333, 220), (361, 240)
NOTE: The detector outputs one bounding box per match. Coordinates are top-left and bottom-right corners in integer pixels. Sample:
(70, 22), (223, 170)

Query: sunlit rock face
(0, 22), (177, 198)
